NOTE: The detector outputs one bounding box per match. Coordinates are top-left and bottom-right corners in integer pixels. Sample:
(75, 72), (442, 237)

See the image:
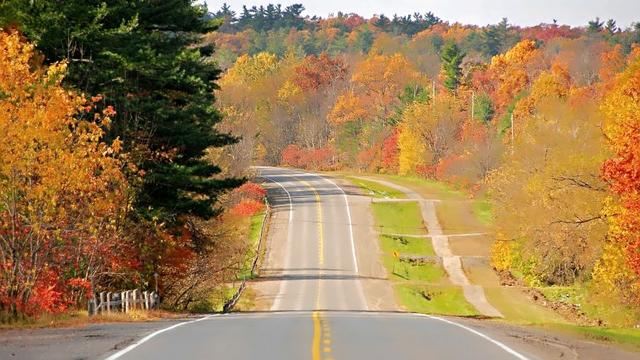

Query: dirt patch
(448, 235), (493, 257)
(496, 270), (600, 326)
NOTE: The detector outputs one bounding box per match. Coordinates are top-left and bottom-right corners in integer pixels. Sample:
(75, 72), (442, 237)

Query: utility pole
(510, 112), (515, 151)
(431, 81), (436, 109)
(471, 90), (475, 121)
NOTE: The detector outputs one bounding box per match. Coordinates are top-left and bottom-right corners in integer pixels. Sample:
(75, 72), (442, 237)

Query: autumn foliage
(212, 7), (640, 314)
(0, 31), (127, 317)
(281, 144), (335, 170)
(596, 50), (640, 301)
(229, 182), (267, 216)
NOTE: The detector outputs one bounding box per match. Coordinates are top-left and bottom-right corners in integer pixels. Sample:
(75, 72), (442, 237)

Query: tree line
(0, 0), (248, 319)
(215, 9), (640, 324)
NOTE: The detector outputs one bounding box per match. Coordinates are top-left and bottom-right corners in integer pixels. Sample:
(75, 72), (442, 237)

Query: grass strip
(346, 176), (406, 199)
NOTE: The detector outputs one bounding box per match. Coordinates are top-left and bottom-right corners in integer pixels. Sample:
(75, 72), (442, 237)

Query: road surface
(3, 167), (637, 360)
(105, 167), (533, 360)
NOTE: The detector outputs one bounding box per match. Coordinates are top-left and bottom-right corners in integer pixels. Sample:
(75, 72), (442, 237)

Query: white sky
(205, 0), (640, 28)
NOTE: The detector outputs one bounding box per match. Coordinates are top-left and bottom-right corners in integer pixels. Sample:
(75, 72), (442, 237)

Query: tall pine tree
(1, 0), (243, 225)
(440, 41), (465, 92)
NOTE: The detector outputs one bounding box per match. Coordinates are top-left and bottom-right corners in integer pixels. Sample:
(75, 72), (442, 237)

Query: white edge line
(103, 315), (216, 360)
(301, 171), (369, 311)
(421, 314), (531, 360)
(262, 176), (293, 224)
(260, 174), (294, 311)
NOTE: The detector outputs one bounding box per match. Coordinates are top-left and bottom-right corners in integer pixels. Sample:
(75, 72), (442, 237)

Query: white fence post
(133, 289), (138, 311)
(143, 291), (149, 310)
(99, 292), (105, 314)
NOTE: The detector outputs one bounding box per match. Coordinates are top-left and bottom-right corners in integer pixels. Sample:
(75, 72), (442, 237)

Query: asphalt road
(3, 167), (639, 359)
(105, 167), (533, 360)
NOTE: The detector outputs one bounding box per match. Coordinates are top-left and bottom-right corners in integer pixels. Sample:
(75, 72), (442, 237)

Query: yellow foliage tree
(220, 52), (280, 86)
(489, 40), (541, 109)
(0, 31), (127, 316)
(488, 90), (608, 285)
(397, 95), (465, 175)
(397, 102), (427, 174)
(592, 49), (640, 304)
(328, 91), (370, 124)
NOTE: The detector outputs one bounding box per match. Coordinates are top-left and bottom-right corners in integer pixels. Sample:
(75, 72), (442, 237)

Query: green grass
(369, 199), (481, 315)
(383, 255), (446, 282)
(484, 287), (567, 324)
(472, 197), (493, 226)
(380, 234), (434, 256)
(248, 211), (265, 248)
(238, 211), (266, 280)
(372, 201), (426, 235)
(559, 325), (640, 349)
(189, 285), (236, 313)
(539, 285), (640, 327)
(383, 174), (463, 200)
(346, 176), (407, 198)
(397, 284), (479, 316)
(346, 172), (640, 348)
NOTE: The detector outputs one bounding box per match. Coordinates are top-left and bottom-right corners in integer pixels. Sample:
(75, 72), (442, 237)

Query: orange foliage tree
(0, 31), (128, 317)
(600, 50), (640, 296)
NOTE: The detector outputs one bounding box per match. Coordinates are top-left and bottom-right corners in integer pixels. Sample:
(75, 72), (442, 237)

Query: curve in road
(104, 167), (532, 360)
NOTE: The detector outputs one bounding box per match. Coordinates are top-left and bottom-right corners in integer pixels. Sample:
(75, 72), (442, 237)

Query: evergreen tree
(588, 17), (605, 33)
(440, 41), (465, 92)
(214, 3), (237, 32)
(605, 19), (618, 34)
(473, 92), (495, 123)
(1, 0), (243, 224)
(354, 27), (375, 54)
(480, 18), (515, 57)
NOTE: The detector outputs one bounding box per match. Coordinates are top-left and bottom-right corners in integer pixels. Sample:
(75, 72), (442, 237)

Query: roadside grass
(348, 172), (640, 349)
(397, 284), (479, 316)
(472, 196), (493, 226)
(189, 285), (238, 313)
(192, 210), (267, 313)
(0, 309), (184, 330)
(538, 285), (640, 327)
(380, 234), (434, 256)
(345, 176), (406, 199)
(383, 175), (463, 200)
(461, 258), (565, 324)
(383, 256), (446, 282)
(484, 287), (567, 324)
(369, 200), (482, 316)
(550, 324), (640, 349)
(449, 235), (492, 257)
(237, 211), (266, 280)
(372, 201), (426, 236)
(373, 174), (493, 232)
(435, 201), (487, 235)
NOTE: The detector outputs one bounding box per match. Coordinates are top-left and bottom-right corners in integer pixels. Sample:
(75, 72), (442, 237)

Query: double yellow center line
(312, 311), (333, 360)
(299, 179), (333, 360)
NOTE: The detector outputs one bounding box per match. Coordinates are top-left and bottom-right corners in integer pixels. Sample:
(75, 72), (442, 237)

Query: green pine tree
(440, 41), (465, 92)
(1, 0), (243, 224)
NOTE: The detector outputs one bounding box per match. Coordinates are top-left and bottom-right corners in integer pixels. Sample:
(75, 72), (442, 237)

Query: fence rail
(88, 289), (160, 315)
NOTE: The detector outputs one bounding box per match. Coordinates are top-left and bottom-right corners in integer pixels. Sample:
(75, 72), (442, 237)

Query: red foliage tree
(381, 129), (399, 172)
(293, 53), (347, 91)
(230, 199), (265, 217)
(234, 182), (267, 199)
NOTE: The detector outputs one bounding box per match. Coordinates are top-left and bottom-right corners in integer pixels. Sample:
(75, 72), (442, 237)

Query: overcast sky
(205, 0), (640, 28)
